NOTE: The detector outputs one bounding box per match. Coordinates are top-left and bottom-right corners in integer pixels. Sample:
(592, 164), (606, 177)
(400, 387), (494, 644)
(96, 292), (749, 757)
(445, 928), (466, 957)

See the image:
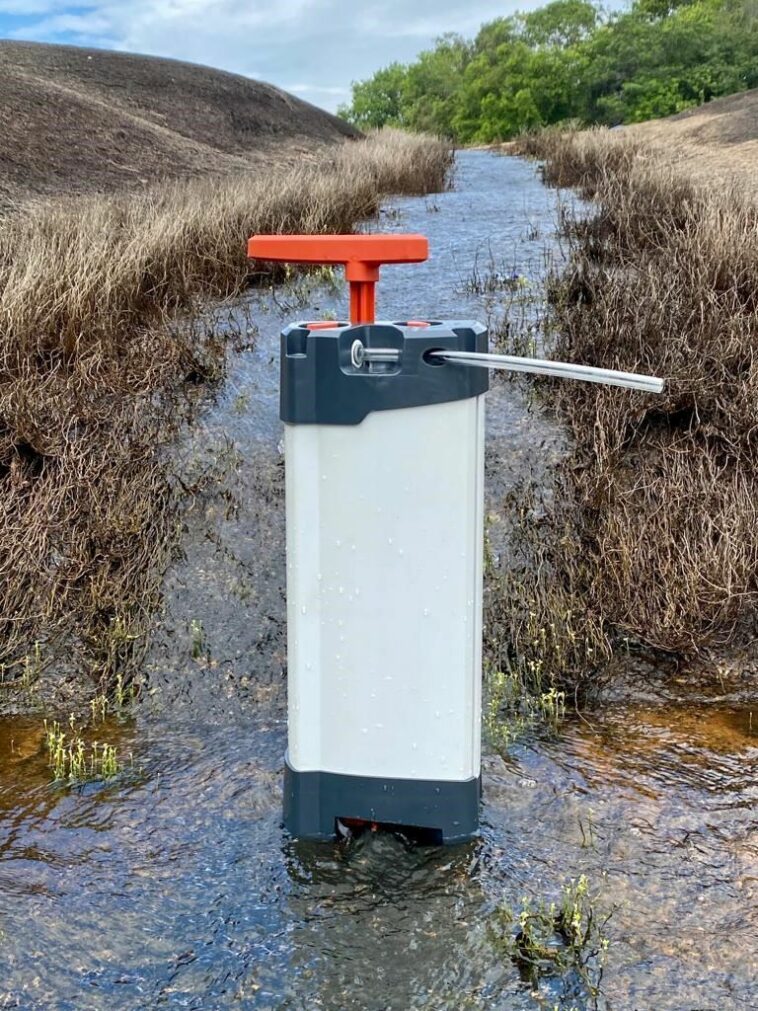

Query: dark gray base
(283, 756), (481, 844)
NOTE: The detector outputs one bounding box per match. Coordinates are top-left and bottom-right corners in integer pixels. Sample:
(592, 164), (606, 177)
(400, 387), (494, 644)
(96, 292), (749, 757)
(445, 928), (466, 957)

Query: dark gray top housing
(280, 320), (489, 425)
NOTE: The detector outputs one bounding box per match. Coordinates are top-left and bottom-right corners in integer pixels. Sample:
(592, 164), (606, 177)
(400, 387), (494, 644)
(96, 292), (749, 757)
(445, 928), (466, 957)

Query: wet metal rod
(428, 350), (665, 393)
(349, 341), (665, 393)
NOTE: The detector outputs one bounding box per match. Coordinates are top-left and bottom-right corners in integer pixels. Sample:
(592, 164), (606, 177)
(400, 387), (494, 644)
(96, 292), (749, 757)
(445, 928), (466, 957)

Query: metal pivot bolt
(350, 340), (401, 368)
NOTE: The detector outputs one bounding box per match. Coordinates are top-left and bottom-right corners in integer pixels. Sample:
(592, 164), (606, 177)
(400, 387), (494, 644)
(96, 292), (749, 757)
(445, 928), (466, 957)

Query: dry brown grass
(0, 129), (453, 697)
(512, 127), (758, 665)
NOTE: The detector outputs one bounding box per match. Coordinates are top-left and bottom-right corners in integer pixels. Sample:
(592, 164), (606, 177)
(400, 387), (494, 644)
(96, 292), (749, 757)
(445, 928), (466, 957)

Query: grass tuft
(43, 714), (126, 784)
(490, 875), (612, 1006)
(513, 127), (758, 665)
(0, 130), (452, 693)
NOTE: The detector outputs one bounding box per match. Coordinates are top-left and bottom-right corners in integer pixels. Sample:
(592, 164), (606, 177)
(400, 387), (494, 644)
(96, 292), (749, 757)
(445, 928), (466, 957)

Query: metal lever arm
(429, 350), (665, 393)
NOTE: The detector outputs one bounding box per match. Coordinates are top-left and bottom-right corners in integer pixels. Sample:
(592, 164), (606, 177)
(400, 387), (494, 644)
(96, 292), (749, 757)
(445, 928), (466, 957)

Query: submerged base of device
(283, 757), (481, 845)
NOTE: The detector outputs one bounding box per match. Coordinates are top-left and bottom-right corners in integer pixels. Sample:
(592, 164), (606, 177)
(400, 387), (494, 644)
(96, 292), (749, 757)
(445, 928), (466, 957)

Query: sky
(0, 0), (557, 112)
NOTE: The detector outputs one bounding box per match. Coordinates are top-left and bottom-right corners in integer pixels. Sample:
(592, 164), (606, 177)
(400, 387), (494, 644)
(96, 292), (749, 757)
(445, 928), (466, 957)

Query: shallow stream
(0, 152), (755, 1010)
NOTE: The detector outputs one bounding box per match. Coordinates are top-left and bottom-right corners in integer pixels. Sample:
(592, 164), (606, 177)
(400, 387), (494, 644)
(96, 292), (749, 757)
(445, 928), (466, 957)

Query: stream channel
(0, 151), (755, 1010)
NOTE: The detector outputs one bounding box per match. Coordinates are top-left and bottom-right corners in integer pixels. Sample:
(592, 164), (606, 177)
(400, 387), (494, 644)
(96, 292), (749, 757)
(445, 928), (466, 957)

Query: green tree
(339, 0), (758, 139)
(402, 34), (471, 136)
(522, 0), (599, 47)
(339, 62), (407, 129)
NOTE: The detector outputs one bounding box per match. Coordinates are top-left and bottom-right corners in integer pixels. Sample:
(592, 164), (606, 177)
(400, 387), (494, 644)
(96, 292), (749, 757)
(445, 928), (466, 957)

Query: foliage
(340, 0), (758, 140)
(490, 875), (612, 1008)
(43, 714), (125, 784)
(484, 662), (566, 751)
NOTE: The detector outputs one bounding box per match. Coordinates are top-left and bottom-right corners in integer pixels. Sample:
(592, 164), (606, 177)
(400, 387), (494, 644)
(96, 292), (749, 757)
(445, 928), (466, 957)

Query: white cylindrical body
(285, 394), (485, 784)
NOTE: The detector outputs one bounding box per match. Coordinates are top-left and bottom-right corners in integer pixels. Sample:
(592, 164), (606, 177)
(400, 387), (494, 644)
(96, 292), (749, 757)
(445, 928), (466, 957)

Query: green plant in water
(90, 693), (108, 723)
(233, 392), (251, 415)
(190, 618), (206, 660)
(484, 660), (566, 751)
(89, 670), (133, 722)
(43, 717), (126, 785)
(114, 671), (128, 709)
(490, 875), (612, 1008)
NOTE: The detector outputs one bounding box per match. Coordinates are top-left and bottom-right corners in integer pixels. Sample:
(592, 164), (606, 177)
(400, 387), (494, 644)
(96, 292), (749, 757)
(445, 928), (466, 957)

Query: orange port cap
(247, 233), (429, 325)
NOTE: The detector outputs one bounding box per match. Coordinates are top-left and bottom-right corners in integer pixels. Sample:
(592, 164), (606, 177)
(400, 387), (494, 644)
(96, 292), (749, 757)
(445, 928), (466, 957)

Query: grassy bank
(0, 129), (453, 701)
(509, 128), (757, 677)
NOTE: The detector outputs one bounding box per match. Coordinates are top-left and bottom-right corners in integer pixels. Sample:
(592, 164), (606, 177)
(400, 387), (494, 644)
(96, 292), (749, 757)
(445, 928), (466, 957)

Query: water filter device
(247, 233), (664, 844)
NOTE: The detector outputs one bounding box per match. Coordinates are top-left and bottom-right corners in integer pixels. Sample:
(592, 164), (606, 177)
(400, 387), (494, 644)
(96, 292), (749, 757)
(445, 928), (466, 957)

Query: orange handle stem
(247, 233), (429, 325)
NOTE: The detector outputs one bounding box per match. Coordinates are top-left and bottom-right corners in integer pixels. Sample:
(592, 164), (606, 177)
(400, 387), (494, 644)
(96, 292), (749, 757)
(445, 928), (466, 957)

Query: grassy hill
(0, 41), (359, 206)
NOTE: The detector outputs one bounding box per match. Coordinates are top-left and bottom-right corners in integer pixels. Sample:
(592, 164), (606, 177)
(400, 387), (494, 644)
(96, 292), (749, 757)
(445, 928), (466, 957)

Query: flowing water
(0, 152), (755, 1010)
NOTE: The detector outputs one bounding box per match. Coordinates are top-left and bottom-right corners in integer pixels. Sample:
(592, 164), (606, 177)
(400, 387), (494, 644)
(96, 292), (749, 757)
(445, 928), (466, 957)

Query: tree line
(338, 0), (758, 141)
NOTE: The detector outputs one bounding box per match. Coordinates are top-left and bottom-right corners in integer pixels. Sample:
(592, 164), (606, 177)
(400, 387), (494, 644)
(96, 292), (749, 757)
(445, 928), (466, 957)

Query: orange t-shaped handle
(247, 234), (428, 325)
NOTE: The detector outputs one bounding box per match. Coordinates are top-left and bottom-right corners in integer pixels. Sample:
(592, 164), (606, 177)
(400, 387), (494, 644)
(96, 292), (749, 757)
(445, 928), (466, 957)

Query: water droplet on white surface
(423, 608), (430, 617)
(300, 605), (307, 615)
(387, 537), (393, 545)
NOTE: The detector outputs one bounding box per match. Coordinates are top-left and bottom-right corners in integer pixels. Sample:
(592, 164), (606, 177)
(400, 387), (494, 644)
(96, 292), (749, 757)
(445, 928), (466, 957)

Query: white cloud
(287, 84), (351, 96)
(2, 0), (548, 111)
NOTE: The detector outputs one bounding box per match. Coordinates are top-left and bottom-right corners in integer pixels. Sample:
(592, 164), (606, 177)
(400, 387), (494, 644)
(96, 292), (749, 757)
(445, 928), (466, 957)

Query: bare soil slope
(0, 41), (358, 206)
(629, 87), (758, 185)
